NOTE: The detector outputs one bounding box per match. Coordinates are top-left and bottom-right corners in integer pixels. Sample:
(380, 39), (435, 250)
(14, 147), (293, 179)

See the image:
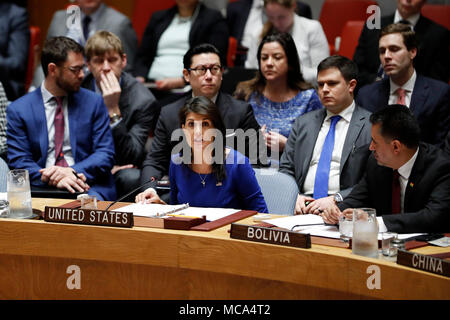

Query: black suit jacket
(444, 130), (450, 157)
(0, 2), (29, 101)
(140, 91), (261, 184)
(356, 74), (450, 147)
(338, 143), (450, 233)
(353, 14), (450, 88)
(134, 3), (229, 78)
(82, 72), (160, 166)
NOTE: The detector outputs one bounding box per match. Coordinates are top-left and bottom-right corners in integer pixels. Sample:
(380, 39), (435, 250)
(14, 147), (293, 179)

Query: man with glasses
(7, 36), (116, 200)
(139, 43), (262, 197)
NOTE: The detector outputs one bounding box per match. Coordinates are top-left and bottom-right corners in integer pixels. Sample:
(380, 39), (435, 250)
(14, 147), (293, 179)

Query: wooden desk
(0, 198), (448, 299)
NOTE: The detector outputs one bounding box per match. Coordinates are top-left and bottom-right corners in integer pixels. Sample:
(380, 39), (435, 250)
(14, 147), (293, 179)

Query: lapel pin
(409, 182), (414, 188)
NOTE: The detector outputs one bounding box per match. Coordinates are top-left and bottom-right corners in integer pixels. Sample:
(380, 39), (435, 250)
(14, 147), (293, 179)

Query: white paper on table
(262, 214), (325, 230)
(0, 193), (6, 201)
(113, 203), (239, 221)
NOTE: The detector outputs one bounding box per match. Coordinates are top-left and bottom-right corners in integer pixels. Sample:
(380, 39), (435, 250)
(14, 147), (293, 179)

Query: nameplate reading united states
(230, 223), (311, 249)
(44, 206), (133, 228)
(397, 249), (450, 278)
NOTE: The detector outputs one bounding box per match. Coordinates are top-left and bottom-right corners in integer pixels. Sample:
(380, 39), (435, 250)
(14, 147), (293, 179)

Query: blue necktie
(313, 115), (341, 199)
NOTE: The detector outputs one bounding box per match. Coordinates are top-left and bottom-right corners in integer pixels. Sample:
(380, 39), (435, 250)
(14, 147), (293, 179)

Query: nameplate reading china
(44, 206), (133, 228)
(230, 223), (311, 249)
(397, 249), (450, 278)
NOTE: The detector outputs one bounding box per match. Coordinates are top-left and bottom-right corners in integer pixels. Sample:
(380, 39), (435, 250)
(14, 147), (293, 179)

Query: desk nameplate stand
(397, 249), (450, 278)
(230, 223), (311, 249)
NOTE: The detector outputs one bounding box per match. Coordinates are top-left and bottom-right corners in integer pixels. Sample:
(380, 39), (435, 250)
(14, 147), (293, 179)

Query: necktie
(54, 97), (68, 167)
(391, 170), (401, 214)
(82, 15), (91, 42)
(313, 115), (341, 199)
(396, 88), (406, 105)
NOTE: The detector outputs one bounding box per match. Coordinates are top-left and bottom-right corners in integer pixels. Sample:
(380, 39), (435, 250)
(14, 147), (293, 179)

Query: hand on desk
(321, 205), (345, 225)
(135, 187), (167, 205)
(294, 194), (315, 214)
(295, 195), (337, 216)
(40, 166), (89, 193)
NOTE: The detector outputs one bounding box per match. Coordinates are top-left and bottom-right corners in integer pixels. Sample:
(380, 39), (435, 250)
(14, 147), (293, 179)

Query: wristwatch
(110, 113), (122, 125)
(333, 193), (343, 204)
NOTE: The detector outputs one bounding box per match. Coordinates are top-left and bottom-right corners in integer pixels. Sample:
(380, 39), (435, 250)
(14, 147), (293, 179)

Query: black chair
(221, 67), (257, 95)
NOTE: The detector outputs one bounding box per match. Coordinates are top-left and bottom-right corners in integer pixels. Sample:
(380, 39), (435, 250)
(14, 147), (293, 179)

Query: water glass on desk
(352, 208), (379, 258)
(7, 169), (33, 219)
(382, 232), (398, 257)
(339, 215), (353, 242)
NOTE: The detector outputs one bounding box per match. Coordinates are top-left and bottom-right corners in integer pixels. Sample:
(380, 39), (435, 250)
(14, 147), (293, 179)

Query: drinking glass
(339, 215), (353, 242)
(7, 169), (33, 219)
(382, 232), (398, 256)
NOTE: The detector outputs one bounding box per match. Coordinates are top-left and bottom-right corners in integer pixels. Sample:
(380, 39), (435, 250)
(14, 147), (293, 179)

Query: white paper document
(0, 193), (6, 201)
(114, 203), (239, 221)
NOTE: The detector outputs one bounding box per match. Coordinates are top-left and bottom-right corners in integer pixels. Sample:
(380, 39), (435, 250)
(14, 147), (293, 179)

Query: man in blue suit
(357, 23), (450, 148)
(7, 37), (116, 200)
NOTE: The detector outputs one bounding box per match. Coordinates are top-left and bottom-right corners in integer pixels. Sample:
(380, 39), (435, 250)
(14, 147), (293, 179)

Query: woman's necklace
(198, 173), (207, 187)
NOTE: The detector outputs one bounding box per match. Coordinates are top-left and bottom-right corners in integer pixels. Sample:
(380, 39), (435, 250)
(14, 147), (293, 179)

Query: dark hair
(41, 37), (84, 77)
(183, 43), (223, 70)
(317, 55), (358, 83)
(380, 23), (418, 51)
(370, 104), (420, 148)
(234, 32), (312, 101)
(178, 96), (227, 182)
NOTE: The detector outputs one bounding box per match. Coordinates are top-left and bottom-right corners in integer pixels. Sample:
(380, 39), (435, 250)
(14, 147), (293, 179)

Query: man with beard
(7, 37), (116, 200)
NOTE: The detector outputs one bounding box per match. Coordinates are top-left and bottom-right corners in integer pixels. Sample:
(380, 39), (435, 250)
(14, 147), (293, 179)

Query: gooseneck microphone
(105, 177), (156, 211)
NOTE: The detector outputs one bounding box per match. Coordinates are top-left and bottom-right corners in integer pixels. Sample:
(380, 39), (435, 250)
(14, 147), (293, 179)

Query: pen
(72, 170), (80, 180)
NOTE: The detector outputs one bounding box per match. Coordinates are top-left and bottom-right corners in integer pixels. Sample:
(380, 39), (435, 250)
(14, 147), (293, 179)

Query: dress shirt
(394, 10), (420, 28)
(241, 0), (265, 50)
(41, 82), (74, 168)
(79, 3), (105, 43)
(303, 101), (355, 196)
(389, 70), (417, 107)
(379, 147), (419, 231)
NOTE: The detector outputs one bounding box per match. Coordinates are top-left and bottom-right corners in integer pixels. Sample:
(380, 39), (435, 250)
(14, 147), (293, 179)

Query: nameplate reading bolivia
(44, 206), (133, 228)
(230, 223), (311, 249)
(397, 249), (450, 278)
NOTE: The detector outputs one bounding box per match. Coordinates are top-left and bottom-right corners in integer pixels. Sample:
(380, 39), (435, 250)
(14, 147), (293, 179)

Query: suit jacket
(338, 143), (450, 233)
(279, 104), (372, 198)
(140, 91), (261, 184)
(353, 14), (450, 88)
(0, 2), (29, 101)
(356, 74), (450, 147)
(444, 130), (450, 157)
(82, 72), (160, 166)
(134, 3), (229, 78)
(46, 4), (137, 72)
(6, 87), (116, 200)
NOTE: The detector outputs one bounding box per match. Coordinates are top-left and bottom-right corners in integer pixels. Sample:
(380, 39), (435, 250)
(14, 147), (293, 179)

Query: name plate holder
(44, 206), (133, 228)
(397, 249), (450, 278)
(230, 223), (311, 249)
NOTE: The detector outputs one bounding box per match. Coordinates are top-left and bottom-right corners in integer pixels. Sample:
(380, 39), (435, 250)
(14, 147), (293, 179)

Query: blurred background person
(245, 0), (328, 84)
(235, 32), (322, 155)
(133, 0), (229, 105)
(136, 96), (268, 213)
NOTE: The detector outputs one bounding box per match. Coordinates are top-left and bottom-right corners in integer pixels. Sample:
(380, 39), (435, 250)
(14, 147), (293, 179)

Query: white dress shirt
(394, 10), (420, 28)
(240, 0), (265, 50)
(41, 82), (74, 168)
(389, 70), (417, 107)
(379, 147), (419, 232)
(303, 101), (355, 196)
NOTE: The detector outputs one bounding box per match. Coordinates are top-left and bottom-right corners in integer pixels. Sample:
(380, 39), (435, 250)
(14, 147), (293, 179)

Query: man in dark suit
(357, 23), (450, 147)
(0, 1), (29, 101)
(7, 37), (116, 200)
(139, 43), (261, 191)
(82, 31), (160, 199)
(353, 0), (449, 88)
(322, 105), (450, 233)
(280, 56), (372, 215)
(226, 0), (312, 66)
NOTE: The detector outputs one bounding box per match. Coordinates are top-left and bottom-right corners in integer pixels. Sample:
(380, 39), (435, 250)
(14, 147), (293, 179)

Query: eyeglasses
(188, 65), (222, 76)
(62, 65), (86, 75)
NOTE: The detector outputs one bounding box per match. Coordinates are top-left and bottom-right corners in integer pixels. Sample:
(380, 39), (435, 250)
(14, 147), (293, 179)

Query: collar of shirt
(394, 10), (420, 27)
(389, 70), (417, 95)
(253, 0), (264, 9)
(325, 100), (355, 124)
(41, 81), (65, 105)
(192, 93), (218, 104)
(397, 147), (419, 181)
(80, 3), (105, 24)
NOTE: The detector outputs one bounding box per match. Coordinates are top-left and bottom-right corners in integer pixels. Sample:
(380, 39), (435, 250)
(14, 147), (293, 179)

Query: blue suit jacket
(7, 87), (116, 200)
(356, 75), (450, 147)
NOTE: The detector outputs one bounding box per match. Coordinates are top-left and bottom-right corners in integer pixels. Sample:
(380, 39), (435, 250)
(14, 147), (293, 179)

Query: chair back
(338, 20), (365, 59)
(421, 4), (450, 30)
(253, 168), (299, 215)
(0, 158), (8, 192)
(25, 26), (42, 92)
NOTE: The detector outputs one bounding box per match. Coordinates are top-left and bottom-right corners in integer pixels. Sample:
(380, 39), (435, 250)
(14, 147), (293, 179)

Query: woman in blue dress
(135, 96), (268, 212)
(235, 32), (322, 153)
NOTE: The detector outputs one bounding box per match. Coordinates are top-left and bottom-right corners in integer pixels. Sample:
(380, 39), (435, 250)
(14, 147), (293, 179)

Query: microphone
(105, 177), (156, 211)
